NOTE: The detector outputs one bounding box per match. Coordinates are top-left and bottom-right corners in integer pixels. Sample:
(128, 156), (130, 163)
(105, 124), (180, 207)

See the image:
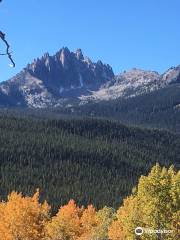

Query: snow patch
(59, 87), (64, 93)
(79, 74), (84, 87)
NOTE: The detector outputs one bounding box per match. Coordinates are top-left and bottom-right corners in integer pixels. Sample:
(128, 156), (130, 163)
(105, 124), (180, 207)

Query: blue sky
(0, 0), (179, 81)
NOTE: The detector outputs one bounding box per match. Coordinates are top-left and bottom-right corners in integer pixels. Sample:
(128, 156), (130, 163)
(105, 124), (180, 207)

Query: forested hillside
(0, 115), (179, 211)
(59, 84), (180, 132)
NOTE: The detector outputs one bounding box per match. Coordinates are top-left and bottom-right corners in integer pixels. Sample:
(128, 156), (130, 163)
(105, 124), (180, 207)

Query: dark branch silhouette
(0, 31), (15, 67)
(0, 0), (15, 67)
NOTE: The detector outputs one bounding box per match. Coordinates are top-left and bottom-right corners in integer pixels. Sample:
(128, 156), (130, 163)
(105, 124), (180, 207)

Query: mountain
(80, 66), (180, 102)
(0, 47), (180, 109)
(0, 47), (114, 108)
(80, 68), (161, 102)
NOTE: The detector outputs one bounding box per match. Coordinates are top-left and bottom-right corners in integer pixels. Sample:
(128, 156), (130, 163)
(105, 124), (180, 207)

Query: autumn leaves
(0, 164), (179, 240)
(0, 190), (50, 240)
(109, 164), (180, 240)
(0, 194), (115, 240)
(46, 201), (115, 240)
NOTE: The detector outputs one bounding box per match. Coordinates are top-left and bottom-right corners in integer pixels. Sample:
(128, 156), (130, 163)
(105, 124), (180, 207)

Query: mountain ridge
(0, 47), (180, 108)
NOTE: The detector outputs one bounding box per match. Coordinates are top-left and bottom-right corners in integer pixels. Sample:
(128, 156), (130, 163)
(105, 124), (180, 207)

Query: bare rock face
(26, 47), (114, 92)
(80, 67), (180, 102)
(161, 65), (180, 85)
(0, 48), (114, 107)
(0, 47), (179, 108)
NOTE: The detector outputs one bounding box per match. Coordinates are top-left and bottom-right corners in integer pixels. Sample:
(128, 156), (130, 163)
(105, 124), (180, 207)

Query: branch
(0, 31), (15, 67)
(0, 0), (15, 67)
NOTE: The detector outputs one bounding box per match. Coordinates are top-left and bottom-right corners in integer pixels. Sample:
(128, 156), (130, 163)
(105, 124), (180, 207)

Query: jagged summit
(0, 47), (179, 108)
(75, 48), (84, 60)
(161, 65), (180, 85)
(0, 48), (114, 107)
(26, 47), (114, 89)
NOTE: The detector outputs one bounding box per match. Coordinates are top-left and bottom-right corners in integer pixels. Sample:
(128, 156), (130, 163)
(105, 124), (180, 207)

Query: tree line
(59, 83), (180, 133)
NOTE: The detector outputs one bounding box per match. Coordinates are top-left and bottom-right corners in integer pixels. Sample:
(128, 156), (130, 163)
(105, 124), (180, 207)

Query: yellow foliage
(0, 164), (178, 240)
(108, 196), (140, 240)
(108, 164), (180, 240)
(108, 220), (124, 240)
(46, 199), (83, 240)
(95, 207), (115, 240)
(0, 190), (50, 240)
(77, 205), (99, 240)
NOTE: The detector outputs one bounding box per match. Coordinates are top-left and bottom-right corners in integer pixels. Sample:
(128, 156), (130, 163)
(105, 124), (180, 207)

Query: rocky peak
(75, 49), (84, 60)
(0, 50), (180, 108)
(11, 47), (114, 100)
(97, 60), (103, 66)
(161, 65), (180, 85)
(58, 47), (71, 67)
(116, 68), (160, 84)
(42, 52), (50, 59)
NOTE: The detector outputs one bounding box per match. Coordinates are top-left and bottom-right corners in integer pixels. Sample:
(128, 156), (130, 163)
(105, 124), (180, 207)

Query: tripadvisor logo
(135, 227), (144, 236)
(135, 227), (173, 236)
